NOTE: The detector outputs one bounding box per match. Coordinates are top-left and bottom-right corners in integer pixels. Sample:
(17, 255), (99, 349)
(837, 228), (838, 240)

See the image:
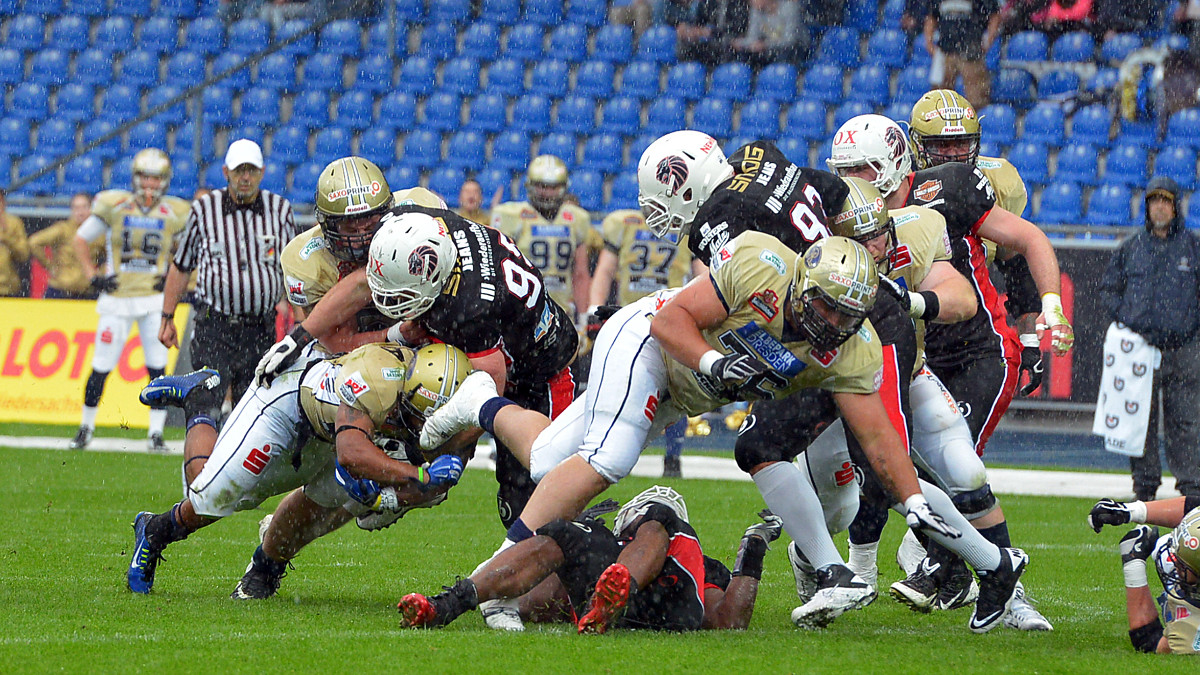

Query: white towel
(1093, 322), (1161, 457)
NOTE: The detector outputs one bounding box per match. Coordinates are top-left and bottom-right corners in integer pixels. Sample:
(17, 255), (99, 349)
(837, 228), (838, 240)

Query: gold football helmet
(526, 154), (569, 217)
(131, 148), (171, 204)
(1169, 508), (1200, 601)
(909, 89), (982, 169)
(398, 343), (473, 424)
(315, 157), (392, 263)
(830, 177), (897, 273)
(791, 236), (878, 352)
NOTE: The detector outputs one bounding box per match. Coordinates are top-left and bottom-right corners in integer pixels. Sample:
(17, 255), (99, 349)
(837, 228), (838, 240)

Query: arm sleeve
(26, 224), (58, 266)
(76, 214), (107, 243)
(994, 253), (1041, 317)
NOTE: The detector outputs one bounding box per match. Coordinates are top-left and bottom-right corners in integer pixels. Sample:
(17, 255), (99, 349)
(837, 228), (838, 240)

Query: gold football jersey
(298, 342), (418, 446)
(0, 213), (29, 296)
(661, 231), (883, 416)
(600, 209), (691, 305)
(886, 205), (952, 374)
(1166, 595), (1200, 654)
(29, 220), (104, 294)
(280, 225), (342, 310)
(91, 190), (189, 297)
(976, 156), (1028, 218)
(490, 200), (598, 312)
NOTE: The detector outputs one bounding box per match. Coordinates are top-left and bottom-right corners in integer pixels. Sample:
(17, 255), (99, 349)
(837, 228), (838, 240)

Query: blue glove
(426, 455), (464, 488)
(334, 460), (382, 507)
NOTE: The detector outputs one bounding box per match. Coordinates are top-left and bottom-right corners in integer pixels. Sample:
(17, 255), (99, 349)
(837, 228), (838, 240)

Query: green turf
(0, 445), (1194, 674)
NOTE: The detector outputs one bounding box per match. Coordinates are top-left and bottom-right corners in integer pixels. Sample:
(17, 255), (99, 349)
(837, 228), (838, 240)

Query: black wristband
(732, 535), (769, 580)
(161, 312), (174, 319)
(1129, 617), (1164, 653)
(917, 290), (940, 322)
(289, 323), (315, 347)
(335, 425), (371, 438)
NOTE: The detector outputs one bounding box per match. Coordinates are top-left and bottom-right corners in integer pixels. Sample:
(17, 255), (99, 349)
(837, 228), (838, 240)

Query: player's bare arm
(834, 390), (921, 503)
(649, 276), (730, 369)
(334, 404), (426, 487)
(917, 260), (977, 323)
(588, 248), (619, 308)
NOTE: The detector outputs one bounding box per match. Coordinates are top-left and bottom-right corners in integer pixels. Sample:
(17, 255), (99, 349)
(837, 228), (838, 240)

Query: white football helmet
(636, 130), (734, 237)
(826, 114), (912, 197)
(612, 485), (689, 538)
(366, 212), (457, 321)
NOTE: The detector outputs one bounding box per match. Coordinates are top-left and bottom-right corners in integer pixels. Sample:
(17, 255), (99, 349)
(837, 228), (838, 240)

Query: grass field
(2, 443), (1195, 674)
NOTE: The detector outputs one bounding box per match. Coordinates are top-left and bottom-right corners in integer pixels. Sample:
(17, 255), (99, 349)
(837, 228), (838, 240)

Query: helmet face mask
(612, 485), (689, 538)
(909, 89), (982, 169)
(831, 177), (897, 274)
(827, 115), (911, 197)
(526, 155), (569, 216)
(131, 148), (171, 205)
(316, 157), (392, 263)
(1169, 509), (1200, 601)
(367, 212), (458, 321)
(636, 130), (733, 237)
(791, 237), (878, 352)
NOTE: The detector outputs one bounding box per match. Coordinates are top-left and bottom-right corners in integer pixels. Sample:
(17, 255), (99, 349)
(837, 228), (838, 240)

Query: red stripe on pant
(666, 533), (707, 608)
(547, 367), (575, 420)
(975, 352), (1020, 455)
(964, 235), (1021, 454)
(879, 343), (910, 452)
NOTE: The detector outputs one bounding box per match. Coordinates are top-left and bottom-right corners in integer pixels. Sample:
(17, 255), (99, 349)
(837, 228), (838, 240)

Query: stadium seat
(0, 49), (19, 87)
(848, 65), (890, 106)
(1188, 194), (1200, 228)
(119, 50), (159, 89)
(95, 84), (139, 123)
(62, 154), (102, 194)
(1070, 104), (1112, 147)
(465, 93), (507, 133)
(1007, 142), (1048, 185)
(50, 15), (89, 52)
(9, 83), (48, 121)
(580, 133), (623, 174)
(554, 95), (596, 135)
(481, 0), (519, 25)
(486, 58), (524, 96)
(358, 128), (396, 167)
(446, 131), (487, 169)
(160, 51), (203, 89)
(230, 124), (266, 149)
(512, 94), (551, 132)
(212, 52), (251, 89)
(239, 88), (280, 126)
(783, 100), (827, 140)
(73, 48), (111, 86)
(883, 101), (910, 124)
(628, 133), (656, 166)
(504, 23), (545, 61)
(463, 22), (501, 60)
(1054, 143), (1099, 185)
(441, 57), (479, 97)
(36, 119), (74, 157)
(710, 62), (752, 103)
(609, 172), (639, 209)
(1005, 31), (1047, 61)
(422, 93), (463, 132)
(1035, 181), (1082, 224)
(158, 0), (197, 18)
(55, 83), (93, 122)
(638, 25), (676, 64)
(289, 161), (323, 203)
(530, 60), (570, 97)
(170, 121), (213, 157)
(7, 14), (43, 51)
(1154, 33), (1190, 52)
(693, 98), (733, 138)
(993, 69), (1035, 107)
(311, 126), (351, 165)
(1166, 108), (1200, 149)
(800, 63), (842, 103)
(30, 49), (69, 86)
(668, 62), (706, 102)
(569, 0), (606, 27)
(1116, 120), (1158, 149)
(66, 0), (106, 16)
(907, 33), (931, 66)
(197, 86), (232, 125)
(571, 168), (604, 211)
(430, 0), (470, 24)
(776, 137), (808, 166)
(279, 19), (317, 56)
(1086, 183), (1133, 226)
(146, 85), (185, 125)
(757, 63), (800, 102)
(80, 119), (118, 158)
(1101, 33), (1141, 64)
(183, 16), (223, 55)
(523, 0), (563, 26)
(575, 60), (616, 98)
(844, 0), (877, 32)
(1038, 70), (1080, 98)
(599, 96), (641, 136)
(739, 100), (781, 138)
(336, 90), (373, 130)
(476, 165), (512, 202)
(270, 125), (309, 166)
(355, 52), (394, 93)
(0, 118), (29, 156)
(1022, 104), (1066, 147)
(16, 154), (55, 195)
(319, 19), (361, 57)
(398, 56), (436, 95)
(833, 101), (873, 131)
(978, 104), (1016, 145)
(113, 155), (144, 190)
(815, 27), (860, 68)
(1052, 31), (1094, 62)
(417, 22), (456, 60)
(228, 18), (269, 56)
(1154, 146), (1198, 190)
(258, 159), (285, 195)
(620, 61), (660, 99)
(594, 24), (633, 63)
(1104, 144), (1149, 186)
(127, 121), (167, 153)
(255, 53), (295, 92)
(867, 28), (907, 68)
(377, 91), (417, 130)
(892, 66), (929, 107)
(549, 23), (588, 63)
(490, 130), (530, 171)
(94, 16), (133, 53)
(139, 16), (177, 53)
(1087, 67), (1121, 94)
(646, 97), (686, 136)
(400, 129), (442, 169)
(538, 132), (576, 166)
(111, 0), (150, 18)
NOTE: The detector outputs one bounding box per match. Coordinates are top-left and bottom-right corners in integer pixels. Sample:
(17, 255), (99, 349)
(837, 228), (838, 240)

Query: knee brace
(950, 483), (999, 520)
(83, 370), (109, 407)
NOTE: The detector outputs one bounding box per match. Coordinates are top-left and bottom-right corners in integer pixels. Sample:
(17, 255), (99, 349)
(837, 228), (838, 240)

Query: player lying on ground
(126, 343), (470, 597)
(396, 486), (781, 632)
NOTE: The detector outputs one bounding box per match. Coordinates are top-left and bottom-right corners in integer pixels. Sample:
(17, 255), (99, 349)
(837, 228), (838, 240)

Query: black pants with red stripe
(926, 351), (1018, 455)
(495, 368), (575, 529)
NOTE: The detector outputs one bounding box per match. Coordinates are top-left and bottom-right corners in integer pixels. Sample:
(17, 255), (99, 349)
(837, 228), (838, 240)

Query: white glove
(386, 322), (409, 345)
(376, 486), (402, 512)
(904, 494), (962, 539)
(1036, 293), (1073, 356)
(254, 325), (314, 387)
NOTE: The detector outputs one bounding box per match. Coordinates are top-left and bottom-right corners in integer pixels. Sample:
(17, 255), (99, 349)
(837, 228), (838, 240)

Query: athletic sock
(910, 479), (1002, 572)
(80, 406), (98, 430)
(148, 409), (167, 435)
(752, 461), (844, 569)
(977, 521), (1012, 549)
(478, 397), (516, 436)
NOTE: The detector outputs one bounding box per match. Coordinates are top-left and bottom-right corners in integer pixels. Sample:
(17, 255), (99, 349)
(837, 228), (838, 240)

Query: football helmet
(392, 186), (448, 210)
(315, 157), (392, 263)
(612, 485), (689, 538)
(636, 130), (734, 237)
(399, 343), (473, 422)
(909, 89), (981, 169)
(526, 155), (569, 217)
(827, 115), (911, 197)
(131, 148), (171, 203)
(367, 212), (457, 321)
(1168, 508), (1200, 601)
(791, 236), (879, 352)
(830, 177), (897, 274)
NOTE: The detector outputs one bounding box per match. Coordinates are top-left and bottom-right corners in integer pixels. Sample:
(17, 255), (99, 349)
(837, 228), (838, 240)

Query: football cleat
(147, 432), (168, 454)
(69, 426), (92, 450)
(397, 593), (440, 628)
(127, 511), (164, 594)
(231, 558), (287, 600)
(578, 563), (632, 634)
(788, 542), (820, 604)
(896, 527), (926, 576)
(889, 557), (942, 613)
(1003, 582), (1052, 631)
(139, 368), (221, 408)
(480, 598), (525, 631)
(969, 548), (1028, 634)
(933, 557), (978, 611)
(356, 492), (447, 531)
(418, 370), (497, 450)
(790, 564), (876, 629)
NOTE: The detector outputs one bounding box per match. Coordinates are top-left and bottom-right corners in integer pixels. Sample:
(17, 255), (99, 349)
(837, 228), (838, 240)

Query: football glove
(426, 454), (464, 488)
(1037, 293), (1074, 356)
(579, 498), (620, 523)
(254, 324), (314, 387)
(1018, 343), (1044, 396)
(334, 461), (383, 508)
(1089, 498), (1133, 533)
(743, 508), (784, 547)
(878, 275), (911, 313)
(904, 495), (962, 540)
(1119, 525), (1159, 565)
(90, 275), (119, 294)
(586, 305), (621, 341)
(704, 352), (769, 388)
(152, 275), (166, 292)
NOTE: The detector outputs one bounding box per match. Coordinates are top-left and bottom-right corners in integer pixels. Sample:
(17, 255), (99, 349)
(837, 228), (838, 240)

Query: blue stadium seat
(538, 132), (576, 166)
(184, 16), (223, 55)
(158, 0), (197, 18)
(1005, 31), (1047, 61)
(726, 136), (754, 155)
(1070, 104), (1111, 147)
(739, 100), (780, 138)
(80, 119), (118, 158)
(198, 86), (232, 125)
(73, 48), (111, 86)
(580, 133), (623, 174)
(815, 27), (860, 68)
(66, 0), (105, 16)
(893, 66), (929, 106)
(62, 154), (102, 194)
(431, 0), (470, 23)
(127, 121), (167, 153)
(486, 58), (524, 96)
(1188, 195), (1200, 229)
(111, 0), (150, 18)
(55, 83), (93, 122)
(571, 168), (604, 210)
(512, 94), (551, 132)
(383, 165), (420, 197)
(430, 166), (466, 205)
(978, 104), (1015, 145)
(776, 137), (808, 166)
(756, 63), (799, 102)
(279, 19), (317, 56)
(354, 52), (394, 93)
(626, 133), (656, 170)
(554, 95), (596, 135)
(549, 23), (589, 63)
(30, 49), (69, 86)
(1156, 146), (1198, 190)
(1051, 31), (1095, 63)
(0, 118), (29, 156)
(598, 96), (640, 136)
(637, 25), (676, 64)
(0, 48), (20, 85)
(693, 98), (733, 138)
(1153, 33), (1189, 52)
(443, 57), (482, 96)
(1104, 144), (1149, 186)
(1087, 67), (1120, 94)
(844, 0), (877, 32)
(867, 29), (907, 68)
(139, 16), (177, 53)
(800, 63), (842, 103)
(505, 23), (545, 61)
(1038, 70), (1080, 98)
(1022, 104), (1066, 147)
(481, 0), (519, 25)
(446, 130), (487, 169)
(620, 61), (659, 100)
(120, 50), (159, 89)
(160, 51), (202, 90)
(36, 119), (74, 156)
(146, 85), (185, 125)
(1035, 181), (1082, 224)
(259, 159), (285, 195)
(50, 15), (88, 52)
(833, 101), (872, 131)
(476, 166), (512, 202)
(168, 155), (197, 195)
(569, 0), (606, 27)
(1086, 183), (1133, 225)
(646, 97), (686, 136)
(301, 53), (343, 92)
(667, 62), (706, 101)
(848, 65), (890, 106)
(575, 60), (615, 98)
(212, 52), (250, 89)
(378, 91), (417, 130)
(114, 156), (144, 190)
(270, 125), (309, 166)
(239, 88), (280, 126)
(7, 14), (43, 51)
(336, 90), (373, 130)
(594, 24), (633, 63)
(94, 16), (133, 53)
(710, 62), (752, 103)
(465, 93), (507, 133)
(1101, 33), (1141, 64)
(171, 121), (213, 157)
(1054, 143), (1099, 185)
(1007, 142), (1048, 185)
(257, 53), (296, 91)
(231, 127), (266, 153)
(289, 161), (322, 204)
(609, 172), (639, 209)
(228, 18), (269, 56)
(398, 56), (436, 95)
(463, 22), (501, 60)
(1116, 120), (1158, 149)
(401, 129), (443, 169)
(358, 128), (397, 167)
(1166, 108), (1200, 149)
(908, 33), (931, 66)
(10, 83), (49, 121)
(16, 155), (55, 195)
(320, 19), (361, 57)
(883, 101), (910, 124)
(490, 130), (530, 171)
(993, 69), (1034, 107)
(530, 60), (570, 97)
(392, 0), (425, 21)
(312, 126), (351, 165)
(783, 100), (827, 140)
(417, 22), (456, 60)
(523, 0), (563, 26)
(422, 93), (462, 132)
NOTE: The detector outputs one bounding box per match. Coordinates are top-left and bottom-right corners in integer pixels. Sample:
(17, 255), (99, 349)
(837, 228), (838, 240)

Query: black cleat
(970, 548), (1028, 633)
(231, 558), (288, 600)
(934, 557), (978, 611)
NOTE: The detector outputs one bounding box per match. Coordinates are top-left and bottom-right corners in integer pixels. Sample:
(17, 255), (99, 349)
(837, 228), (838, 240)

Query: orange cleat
(577, 563), (631, 634)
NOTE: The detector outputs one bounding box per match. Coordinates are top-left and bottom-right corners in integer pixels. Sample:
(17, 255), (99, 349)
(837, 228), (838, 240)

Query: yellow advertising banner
(0, 299), (191, 428)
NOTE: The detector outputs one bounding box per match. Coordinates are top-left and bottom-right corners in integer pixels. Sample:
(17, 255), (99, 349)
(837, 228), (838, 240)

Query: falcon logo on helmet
(884, 126), (907, 161)
(656, 156), (689, 194)
(408, 245), (441, 282)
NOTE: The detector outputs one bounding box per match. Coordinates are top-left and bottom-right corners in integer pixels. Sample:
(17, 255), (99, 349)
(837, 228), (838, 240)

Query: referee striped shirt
(173, 188), (298, 317)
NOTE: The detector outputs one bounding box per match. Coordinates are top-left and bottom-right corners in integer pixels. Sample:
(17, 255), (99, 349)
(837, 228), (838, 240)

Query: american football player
(125, 342), (472, 597)
(69, 149), (190, 453)
(397, 486), (781, 632)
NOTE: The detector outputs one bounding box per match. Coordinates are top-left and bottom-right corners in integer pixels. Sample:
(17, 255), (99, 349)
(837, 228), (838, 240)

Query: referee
(158, 139), (298, 484)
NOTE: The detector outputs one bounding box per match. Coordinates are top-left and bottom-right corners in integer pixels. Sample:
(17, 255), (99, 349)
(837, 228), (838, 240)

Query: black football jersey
(391, 205), (578, 386)
(686, 141), (849, 266)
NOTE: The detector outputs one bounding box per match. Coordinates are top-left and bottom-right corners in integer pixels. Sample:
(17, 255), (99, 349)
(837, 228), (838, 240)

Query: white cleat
(790, 564), (876, 629)
(788, 542), (819, 604)
(419, 371), (498, 450)
(896, 528), (927, 576)
(480, 598), (525, 631)
(1003, 582), (1053, 631)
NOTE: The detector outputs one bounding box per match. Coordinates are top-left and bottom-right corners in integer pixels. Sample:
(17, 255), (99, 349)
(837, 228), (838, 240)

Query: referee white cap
(225, 139), (264, 170)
